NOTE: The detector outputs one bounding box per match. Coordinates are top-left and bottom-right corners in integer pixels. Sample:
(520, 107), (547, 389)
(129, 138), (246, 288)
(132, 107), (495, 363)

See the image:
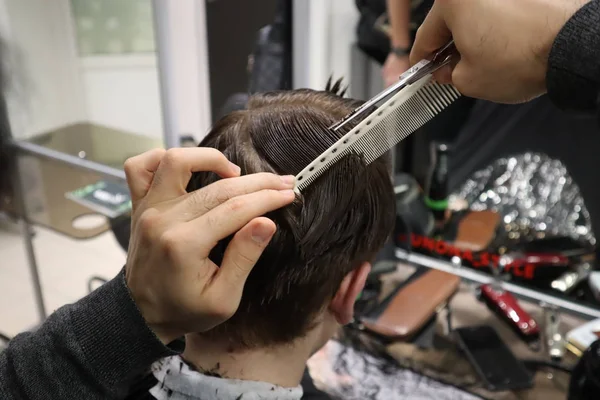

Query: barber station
(1, 1), (600, 399)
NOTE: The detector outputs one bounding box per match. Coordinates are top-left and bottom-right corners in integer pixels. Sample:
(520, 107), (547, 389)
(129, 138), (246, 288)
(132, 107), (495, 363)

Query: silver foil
(454, 152), (596, 247)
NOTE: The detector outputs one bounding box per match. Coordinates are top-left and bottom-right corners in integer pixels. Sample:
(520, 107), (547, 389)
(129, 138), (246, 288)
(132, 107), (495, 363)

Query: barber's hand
(410, 0), (589, 103)
(382, 53), (410, 88)
(123, 148), (296, 344)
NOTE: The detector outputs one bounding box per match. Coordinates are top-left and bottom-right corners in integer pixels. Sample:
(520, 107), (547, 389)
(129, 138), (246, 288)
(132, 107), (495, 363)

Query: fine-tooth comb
(294, 40), (461, 193)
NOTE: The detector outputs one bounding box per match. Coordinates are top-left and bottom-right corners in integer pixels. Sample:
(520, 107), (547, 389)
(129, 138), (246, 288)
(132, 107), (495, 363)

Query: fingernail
(251, 224), (275, 244)
(280, 189), (296, 200)
(281, 175), (295, 186)
(230, 162), (241, 175)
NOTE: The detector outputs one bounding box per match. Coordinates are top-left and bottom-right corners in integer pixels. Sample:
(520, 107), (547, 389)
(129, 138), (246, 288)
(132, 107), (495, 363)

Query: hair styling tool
(294, 41), (460, 193)
(551, 261), (593, 294)
(479, 284), (540, 344)
(589, 271), (600, 302)
(478, 259), (540, 346)
(542, 305), (566, 362)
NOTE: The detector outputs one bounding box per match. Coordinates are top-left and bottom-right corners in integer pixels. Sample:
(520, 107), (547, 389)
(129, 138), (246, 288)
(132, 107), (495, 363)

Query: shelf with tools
(395, 248), (600, 320)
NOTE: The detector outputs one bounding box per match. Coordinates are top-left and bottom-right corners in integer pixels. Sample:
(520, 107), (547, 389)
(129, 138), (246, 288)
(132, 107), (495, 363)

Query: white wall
(1, 0), (87, 139)
(80, 55), (163, 138)
(1, 0), (361, 143)
(293, 0), (360, 91)
(80, 0), (211, 142)
(1, 0), (212, 143)
(150, 0), (212, 144)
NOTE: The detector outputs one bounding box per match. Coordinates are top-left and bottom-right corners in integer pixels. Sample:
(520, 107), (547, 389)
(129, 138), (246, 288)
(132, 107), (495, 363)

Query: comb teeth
(295, 78), (461, 193)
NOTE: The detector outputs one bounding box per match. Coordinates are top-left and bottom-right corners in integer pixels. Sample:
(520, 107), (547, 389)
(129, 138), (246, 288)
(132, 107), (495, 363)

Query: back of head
(188, 86), (395, 348)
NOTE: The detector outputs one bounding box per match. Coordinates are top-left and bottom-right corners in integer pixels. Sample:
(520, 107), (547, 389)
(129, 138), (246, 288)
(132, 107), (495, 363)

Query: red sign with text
(397, 233), (537, 279)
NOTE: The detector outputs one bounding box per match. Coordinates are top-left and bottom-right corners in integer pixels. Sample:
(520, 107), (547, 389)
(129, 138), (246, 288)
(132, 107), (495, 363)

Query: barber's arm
(382, 0), (412, 87)
(0, 148), (296, 399)
(0, 270), (174, 400)
(546, 0), (600, 114)
(410, 0), (599, 115)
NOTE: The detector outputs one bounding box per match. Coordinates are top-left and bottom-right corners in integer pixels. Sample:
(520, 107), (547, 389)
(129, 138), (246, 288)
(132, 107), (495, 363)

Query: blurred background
(2, 1), (600, 398)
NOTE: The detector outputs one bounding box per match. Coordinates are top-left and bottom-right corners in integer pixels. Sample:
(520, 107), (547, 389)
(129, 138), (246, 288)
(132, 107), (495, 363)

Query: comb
(294, 76), (461, 193)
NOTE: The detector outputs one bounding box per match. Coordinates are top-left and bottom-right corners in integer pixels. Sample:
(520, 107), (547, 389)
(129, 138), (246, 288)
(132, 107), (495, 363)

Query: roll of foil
(454, 153), (595, 247)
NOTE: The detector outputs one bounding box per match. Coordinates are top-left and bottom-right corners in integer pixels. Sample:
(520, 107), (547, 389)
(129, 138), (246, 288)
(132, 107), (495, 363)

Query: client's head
(187, 85), (395, 352)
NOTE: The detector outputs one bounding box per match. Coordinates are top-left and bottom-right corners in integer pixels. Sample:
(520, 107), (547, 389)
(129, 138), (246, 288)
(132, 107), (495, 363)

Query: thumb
(432, 52), (460, 85)
(213, 217), (276, 294)
(450, 59), (476, 98)
(410, 2), (452, 66)
(124, 148), (166, 212)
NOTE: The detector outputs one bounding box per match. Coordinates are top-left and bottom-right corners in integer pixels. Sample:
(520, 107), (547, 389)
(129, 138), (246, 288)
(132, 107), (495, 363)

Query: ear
(329, 262), (371, 325)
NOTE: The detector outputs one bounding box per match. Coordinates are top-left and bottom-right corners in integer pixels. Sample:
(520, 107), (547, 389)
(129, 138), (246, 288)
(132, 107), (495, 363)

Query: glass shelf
(10, 122), (163, 239)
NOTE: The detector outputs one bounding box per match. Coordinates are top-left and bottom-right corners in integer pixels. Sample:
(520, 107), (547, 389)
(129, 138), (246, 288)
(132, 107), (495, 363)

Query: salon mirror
(395, 95), (600, 321)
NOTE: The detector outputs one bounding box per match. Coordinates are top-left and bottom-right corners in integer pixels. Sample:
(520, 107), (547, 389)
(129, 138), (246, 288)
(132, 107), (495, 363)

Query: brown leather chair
(360, 267), (460, 341)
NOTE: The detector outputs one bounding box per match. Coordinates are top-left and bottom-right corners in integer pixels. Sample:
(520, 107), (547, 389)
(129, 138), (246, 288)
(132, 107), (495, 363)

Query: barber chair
(359, 267), (459, 344)
(356, 173), (460, 348)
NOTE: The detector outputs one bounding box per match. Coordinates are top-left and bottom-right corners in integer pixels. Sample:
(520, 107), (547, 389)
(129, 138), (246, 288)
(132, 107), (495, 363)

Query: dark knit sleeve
(0, 269), (180, 399)
(546, 0), (600, 116)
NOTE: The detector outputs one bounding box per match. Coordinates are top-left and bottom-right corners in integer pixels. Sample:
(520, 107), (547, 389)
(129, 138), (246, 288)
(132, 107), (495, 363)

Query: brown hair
(188, 84), (395, 347)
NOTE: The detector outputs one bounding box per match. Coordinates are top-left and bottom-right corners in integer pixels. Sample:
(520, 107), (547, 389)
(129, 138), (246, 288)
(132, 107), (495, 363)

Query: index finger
(409, 3), (452, 66)
(146, 147), (241, 205)
(189, 189), (296, 254)
(168, 172), (296, 221)
(124, 148), (166, 211)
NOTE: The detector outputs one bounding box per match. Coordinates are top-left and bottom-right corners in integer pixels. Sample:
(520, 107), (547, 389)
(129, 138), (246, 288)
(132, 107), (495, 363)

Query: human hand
(123, 148), (296, 344)
(410, 0), (590, 103)
(382, 52), (410, 88)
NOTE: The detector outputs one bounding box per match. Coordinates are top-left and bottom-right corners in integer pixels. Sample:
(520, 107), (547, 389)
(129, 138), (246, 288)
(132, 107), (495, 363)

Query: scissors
(330, 40), (458, 132)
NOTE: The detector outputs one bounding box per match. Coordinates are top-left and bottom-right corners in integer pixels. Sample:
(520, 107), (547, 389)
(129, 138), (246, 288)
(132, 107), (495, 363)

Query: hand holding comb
(294, 41), (460, 193)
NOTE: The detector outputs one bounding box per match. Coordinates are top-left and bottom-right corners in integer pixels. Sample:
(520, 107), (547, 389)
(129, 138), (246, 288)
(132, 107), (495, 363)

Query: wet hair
(187, 82), (395, 347)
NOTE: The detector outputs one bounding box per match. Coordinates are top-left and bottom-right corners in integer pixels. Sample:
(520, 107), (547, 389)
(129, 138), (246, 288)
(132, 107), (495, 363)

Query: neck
(182, 334), (314, 388)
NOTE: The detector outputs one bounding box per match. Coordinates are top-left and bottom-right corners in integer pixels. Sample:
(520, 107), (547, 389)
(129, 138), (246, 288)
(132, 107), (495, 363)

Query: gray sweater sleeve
(547, 0), (600, 114)
(0, 269), (179, 399)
